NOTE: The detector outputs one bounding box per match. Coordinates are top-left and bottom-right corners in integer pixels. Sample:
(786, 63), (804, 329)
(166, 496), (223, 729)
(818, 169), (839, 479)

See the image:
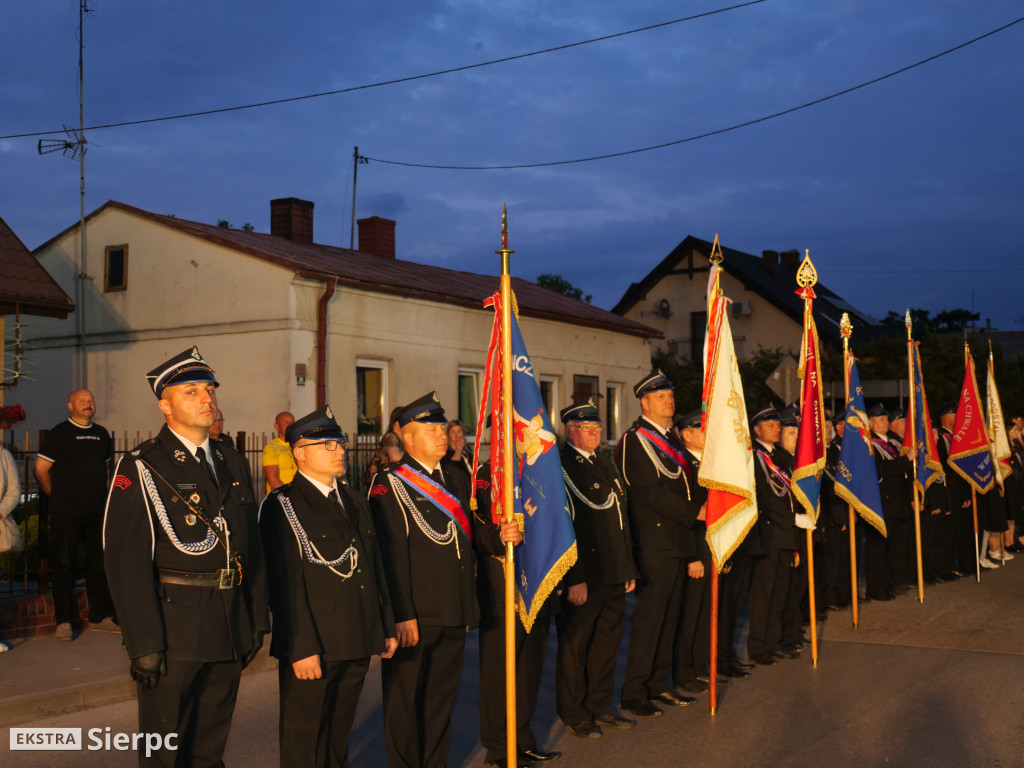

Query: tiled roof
(39, 201), (659, 339)
(612, 235), (879, 345)
(0, 215), (74, 318)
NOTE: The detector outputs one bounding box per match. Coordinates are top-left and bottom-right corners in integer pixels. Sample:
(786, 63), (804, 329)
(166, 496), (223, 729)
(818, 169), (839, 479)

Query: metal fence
(0, 428), (385, 601)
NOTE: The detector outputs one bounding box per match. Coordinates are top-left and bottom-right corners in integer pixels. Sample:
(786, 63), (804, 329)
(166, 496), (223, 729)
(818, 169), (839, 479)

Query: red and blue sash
(393, 464), (473, 543)
(636, 427), (693, 482)
(755, 446), (792, 490)
(872, 436), (897, 458)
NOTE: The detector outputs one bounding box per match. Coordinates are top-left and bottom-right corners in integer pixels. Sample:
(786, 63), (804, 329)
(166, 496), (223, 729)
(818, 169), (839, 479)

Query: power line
(0, 0), (766, 141)
(366, 15), (1024, 170)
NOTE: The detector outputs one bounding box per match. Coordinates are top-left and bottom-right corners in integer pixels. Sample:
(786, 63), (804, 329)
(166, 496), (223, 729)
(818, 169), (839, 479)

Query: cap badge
(190, 346), (202, 361)
(326, 405), (334, 419)
(432, 392), (439, 402)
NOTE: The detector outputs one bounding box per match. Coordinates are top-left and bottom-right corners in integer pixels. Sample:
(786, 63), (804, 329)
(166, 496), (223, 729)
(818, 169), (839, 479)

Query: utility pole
(349, 147), (368, 249)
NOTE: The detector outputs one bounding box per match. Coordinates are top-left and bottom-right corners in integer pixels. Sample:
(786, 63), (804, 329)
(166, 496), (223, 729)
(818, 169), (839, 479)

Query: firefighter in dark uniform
(867, 403), (913, 599)
(103, 346), (269, 767)
(617, 370), (703, 717)
(671, 409), (715, 693)
(555, 399), (637, 739)
(369, 392), (478, 768)
(747, 405), (804, 666)
(259, 405), (398, 768)
(472, 457), (554, 768)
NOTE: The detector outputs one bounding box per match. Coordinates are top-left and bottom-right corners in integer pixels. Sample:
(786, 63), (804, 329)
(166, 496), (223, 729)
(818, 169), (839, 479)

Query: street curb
(0, 649), (278, 727)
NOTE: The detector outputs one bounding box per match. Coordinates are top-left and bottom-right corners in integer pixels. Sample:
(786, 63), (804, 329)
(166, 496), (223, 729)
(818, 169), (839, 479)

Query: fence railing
(0, 428), (386, 601)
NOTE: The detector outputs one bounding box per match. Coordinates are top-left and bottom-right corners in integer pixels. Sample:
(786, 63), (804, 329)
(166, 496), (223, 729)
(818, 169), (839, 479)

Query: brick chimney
(780, 249), (801, 269)
(761, 250), (779, 274)
(357, 216), (396, 258)
(270, 198), (314, 244)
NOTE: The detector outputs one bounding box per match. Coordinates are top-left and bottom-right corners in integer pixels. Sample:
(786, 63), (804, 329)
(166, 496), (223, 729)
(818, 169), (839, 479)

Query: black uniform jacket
(260, 473), (395, 663)
(103, 425), (269, 662)
(617, 418), (702, 560)
(369, 455), (478, 628)
(561, 444), (636, 587)
(873, 432), (913, 519)
(469, 462), (514, 617)
(753, 442), (796, 552)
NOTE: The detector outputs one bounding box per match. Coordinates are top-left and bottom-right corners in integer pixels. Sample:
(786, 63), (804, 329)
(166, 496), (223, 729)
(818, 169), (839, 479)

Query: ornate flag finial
(840, 312), (852, 339)
(709, 233), (724, 265)
(796, 249), (818, 288)
(905, 308), (913, 334)
(501, 204), (509, 251)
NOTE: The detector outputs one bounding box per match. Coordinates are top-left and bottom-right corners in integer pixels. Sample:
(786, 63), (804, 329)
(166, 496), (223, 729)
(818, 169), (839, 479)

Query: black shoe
(834, 600), (851, 609)
(938, 572), (961, 582)
(652, 690), (695, 707)
(565, 721), (603, 739)
(620, 699), (663, 717)
(815, 611), (828, 621)
(721, 664), (752, 678)
(867, 592), (894, 601)
(521, 748), (561, 762)
(595, 712), (637, 729)
(753, 654), (778, 666)
(734, 661), (755, 670)
(677, 678), (709, 693)
(778, 646), (802, 658)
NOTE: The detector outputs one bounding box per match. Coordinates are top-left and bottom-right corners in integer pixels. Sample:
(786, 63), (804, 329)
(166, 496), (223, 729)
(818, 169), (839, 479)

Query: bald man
(35, 390), (118, 640)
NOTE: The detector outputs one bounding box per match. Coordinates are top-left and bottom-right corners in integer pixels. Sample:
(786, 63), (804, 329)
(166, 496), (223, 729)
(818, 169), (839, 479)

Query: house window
(356, 360), (388, 435)
(539, 376), (559, 421)
(605, 383), (622, 442)
(104, 244), (128, 292)
(573, 375), (599, 406)
(458, 368), (482, 438)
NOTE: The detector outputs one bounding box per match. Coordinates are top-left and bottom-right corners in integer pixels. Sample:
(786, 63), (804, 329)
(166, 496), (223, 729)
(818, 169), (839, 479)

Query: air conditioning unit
(731, 301), (752, 318)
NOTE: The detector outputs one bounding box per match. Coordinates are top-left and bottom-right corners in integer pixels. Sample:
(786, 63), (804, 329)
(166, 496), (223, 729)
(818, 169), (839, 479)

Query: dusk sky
(3, 1), (1023, 331)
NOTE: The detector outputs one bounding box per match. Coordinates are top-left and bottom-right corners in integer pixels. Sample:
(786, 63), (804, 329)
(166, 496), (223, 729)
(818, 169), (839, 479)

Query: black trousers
(863, 524), (889, 598)
(479, 603), (550, 761)
(622, 553), (685, 702)
(717, 555), (752, 667)
(555, 583), (626, 725)
(278, 656), (370, 768)
(673, 557), (710, 686)
(51, 511), (112, 624)
(747, 548), (791, 659)
(381, 624), (465, 768)
(137, 657), (242, 768)
(815, 523), (843, 607)
(886, 517), (913, 589)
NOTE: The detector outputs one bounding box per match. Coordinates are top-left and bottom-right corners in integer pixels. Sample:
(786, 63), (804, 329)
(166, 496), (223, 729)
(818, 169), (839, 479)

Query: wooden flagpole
(796, 254), (818, 666)
(707, 236), (723, 716)
(496, 206), (518, 767)
(840, 314), (859, 630)
(905, 311), (925, 604)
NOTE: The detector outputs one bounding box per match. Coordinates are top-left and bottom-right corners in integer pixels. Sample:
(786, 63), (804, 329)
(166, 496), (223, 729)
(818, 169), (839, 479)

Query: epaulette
(128, 436), (160, 458)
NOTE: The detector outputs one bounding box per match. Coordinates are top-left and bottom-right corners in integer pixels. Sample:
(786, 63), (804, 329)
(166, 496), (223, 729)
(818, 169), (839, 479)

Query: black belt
(158, 568), (239, 589)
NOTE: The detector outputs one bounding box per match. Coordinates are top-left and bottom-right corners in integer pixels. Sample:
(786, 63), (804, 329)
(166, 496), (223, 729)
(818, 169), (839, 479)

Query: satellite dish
(656, 299), (672, 318)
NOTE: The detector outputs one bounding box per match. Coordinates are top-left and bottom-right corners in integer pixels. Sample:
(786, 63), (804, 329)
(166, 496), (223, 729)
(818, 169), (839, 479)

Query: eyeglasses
(305, 439), (348, 452)
(571, 422), (602, 432)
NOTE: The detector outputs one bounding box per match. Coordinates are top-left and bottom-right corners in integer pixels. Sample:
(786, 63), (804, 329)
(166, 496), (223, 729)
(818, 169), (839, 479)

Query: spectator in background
(362, 431), (404, 489)
(263, 411), (297, 495)
(209, 408), (231, 446)
(0, 444), (17, 653)
(443, 419), (472, 484)
(35, 390), (119, 640)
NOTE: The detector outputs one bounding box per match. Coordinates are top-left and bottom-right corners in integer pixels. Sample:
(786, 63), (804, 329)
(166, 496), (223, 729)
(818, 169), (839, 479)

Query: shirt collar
(410, 456), (440, 475)
(569, 442), (594, 460)
(168, 427), (212, 462)
(641, 416), (668, 436)
(299, 470), (338, 498)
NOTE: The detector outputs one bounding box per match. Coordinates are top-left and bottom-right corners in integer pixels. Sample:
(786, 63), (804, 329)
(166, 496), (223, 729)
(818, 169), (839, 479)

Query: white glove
(794, 512), (816, 530)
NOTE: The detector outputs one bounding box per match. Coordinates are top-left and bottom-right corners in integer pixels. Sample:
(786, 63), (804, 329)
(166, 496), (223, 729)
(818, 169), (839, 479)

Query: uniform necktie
(195, 447), (218, 487)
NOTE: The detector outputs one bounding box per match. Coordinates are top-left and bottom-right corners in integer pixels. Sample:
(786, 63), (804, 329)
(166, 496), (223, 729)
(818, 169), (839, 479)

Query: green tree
(536, 273), (592, 303)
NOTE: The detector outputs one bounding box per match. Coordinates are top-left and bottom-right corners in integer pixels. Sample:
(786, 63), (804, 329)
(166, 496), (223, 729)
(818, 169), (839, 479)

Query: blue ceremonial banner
(835, 357), (886, 537)
(905, 342), (943, 494)
(508, 311), (577, 631)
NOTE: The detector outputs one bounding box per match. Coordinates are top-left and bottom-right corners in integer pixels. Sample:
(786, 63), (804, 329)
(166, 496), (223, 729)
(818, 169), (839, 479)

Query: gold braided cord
(516, 541), (577, 634)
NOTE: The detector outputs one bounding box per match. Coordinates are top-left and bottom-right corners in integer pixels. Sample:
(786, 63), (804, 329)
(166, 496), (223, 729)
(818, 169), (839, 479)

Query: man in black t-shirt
(35, 389), (118, 640)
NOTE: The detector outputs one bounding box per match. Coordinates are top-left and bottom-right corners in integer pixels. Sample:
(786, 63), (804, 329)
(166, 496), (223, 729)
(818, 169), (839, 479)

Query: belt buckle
(217, 569), (236, 589)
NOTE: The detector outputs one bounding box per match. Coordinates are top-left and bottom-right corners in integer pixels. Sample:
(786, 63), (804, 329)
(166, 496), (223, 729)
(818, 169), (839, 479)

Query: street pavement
(3, 557), (1023, 767)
